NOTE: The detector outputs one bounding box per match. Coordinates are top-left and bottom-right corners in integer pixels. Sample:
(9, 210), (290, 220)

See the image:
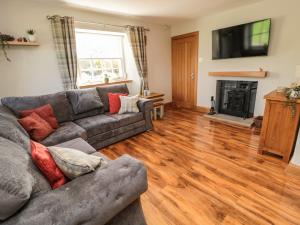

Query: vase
(28, 34), (36, 42)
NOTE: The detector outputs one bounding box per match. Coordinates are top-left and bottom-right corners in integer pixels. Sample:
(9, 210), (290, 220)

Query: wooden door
(172, 32), (198, 109)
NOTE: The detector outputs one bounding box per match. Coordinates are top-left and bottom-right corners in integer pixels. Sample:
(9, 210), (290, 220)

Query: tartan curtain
(50, 15), (78, 90)
(128, 26), (148, 95)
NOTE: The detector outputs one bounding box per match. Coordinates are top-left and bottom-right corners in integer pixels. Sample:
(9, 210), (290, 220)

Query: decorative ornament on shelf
(284, 67), (300, 117)
(26, 29), (36, 42)
(0, 33), (14, 62)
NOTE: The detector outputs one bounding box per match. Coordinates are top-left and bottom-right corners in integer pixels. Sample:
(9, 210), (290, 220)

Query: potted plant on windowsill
(104, 74), (110, 84)
(27, 29), (36, 42)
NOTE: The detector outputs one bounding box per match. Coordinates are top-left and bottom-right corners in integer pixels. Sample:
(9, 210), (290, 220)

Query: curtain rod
(46, 15), (150, 31)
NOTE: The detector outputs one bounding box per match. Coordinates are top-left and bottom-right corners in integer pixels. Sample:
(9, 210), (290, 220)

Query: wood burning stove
(216, 80), (257, 118)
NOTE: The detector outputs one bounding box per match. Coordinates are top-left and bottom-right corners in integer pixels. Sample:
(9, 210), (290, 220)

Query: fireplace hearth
(216, 80), (257, 118)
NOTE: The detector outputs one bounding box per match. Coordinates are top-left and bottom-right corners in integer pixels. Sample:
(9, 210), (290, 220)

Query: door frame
(171, 31), (199, 108)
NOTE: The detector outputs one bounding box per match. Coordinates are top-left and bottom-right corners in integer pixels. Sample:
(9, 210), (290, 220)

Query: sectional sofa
(0, 84), (153, 225)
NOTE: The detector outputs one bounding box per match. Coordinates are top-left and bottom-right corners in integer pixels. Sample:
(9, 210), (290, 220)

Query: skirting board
(285, 163), (300, 178)
(164, 102), (210, 113)
(195, 106), (210, 113)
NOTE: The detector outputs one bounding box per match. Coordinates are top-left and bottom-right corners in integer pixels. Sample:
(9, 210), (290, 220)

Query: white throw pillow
(118, 95), (140, 114)
(48, 146), (106, 179)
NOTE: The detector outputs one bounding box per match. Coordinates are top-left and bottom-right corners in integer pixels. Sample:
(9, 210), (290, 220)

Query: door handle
(191, 73), (195, 80)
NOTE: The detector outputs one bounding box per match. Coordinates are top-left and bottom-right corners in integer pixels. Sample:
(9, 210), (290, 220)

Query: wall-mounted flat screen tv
(212, 18), (271, 60)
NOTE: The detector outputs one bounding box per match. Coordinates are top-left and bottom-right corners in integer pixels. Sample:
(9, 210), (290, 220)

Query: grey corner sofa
(0, 84), (153, 225)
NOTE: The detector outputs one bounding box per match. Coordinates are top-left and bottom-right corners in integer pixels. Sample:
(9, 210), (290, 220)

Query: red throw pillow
(20, 104), (59, 129)
(30, 141), (67, 189)
(18, 112), (54, 142)
(108, 93), (128, 114)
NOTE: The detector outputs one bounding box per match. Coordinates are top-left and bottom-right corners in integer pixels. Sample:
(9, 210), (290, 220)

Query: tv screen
(212, 19), (271, 60)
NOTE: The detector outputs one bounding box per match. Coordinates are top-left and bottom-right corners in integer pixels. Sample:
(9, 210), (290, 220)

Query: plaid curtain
(50, 15), (78, 90)
(128, 26), (148, 95)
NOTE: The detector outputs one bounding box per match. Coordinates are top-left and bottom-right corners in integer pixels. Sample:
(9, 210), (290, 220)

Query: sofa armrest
(3, 155), (148, 225)
(137, 98), (153, 130)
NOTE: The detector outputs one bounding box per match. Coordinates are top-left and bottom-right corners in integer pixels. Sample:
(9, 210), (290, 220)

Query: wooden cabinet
(259, 91), (300, 162)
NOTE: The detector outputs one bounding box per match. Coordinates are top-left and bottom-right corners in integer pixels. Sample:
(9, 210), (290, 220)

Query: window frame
(75, 29), (128, 85)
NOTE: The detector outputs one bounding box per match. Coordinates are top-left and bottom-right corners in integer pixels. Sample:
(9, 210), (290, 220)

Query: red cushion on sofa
(20, 104), (59, 129)
(30, 141), (67, 189)
(18, 112), (54, 142)
(108, 93), (128, 114)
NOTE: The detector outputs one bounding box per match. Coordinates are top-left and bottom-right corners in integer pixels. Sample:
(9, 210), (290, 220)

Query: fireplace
(216, 80), (257, 118)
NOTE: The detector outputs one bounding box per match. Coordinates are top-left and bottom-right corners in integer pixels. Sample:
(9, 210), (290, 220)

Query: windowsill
(79, 80), (133, 89)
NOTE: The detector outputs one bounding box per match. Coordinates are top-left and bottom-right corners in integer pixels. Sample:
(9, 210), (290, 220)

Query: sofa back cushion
(67, 88), (103, 115)
(1, 92), (73, 123)
(96, 84), (129, 112)
(0, 106), (51, 193)
(0, 137), (34, 221)
(0, 105), (31, 152)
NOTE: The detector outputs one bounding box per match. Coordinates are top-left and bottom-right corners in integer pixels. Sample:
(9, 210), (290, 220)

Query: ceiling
(48, 0), (263, 25)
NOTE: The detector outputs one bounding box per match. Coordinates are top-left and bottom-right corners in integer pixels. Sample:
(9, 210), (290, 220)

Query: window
(251, 19), (270, 47)
(75, 29), (127, 85)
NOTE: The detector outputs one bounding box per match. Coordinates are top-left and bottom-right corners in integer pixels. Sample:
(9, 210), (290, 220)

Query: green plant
(0, 33), (14, 62)
(27, 29), (35, 35)
(284, 85), (300, 118)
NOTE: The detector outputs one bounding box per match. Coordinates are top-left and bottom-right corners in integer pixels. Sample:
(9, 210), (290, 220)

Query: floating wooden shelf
(6, 41), (40, 46)
(208, 70), (267, 78)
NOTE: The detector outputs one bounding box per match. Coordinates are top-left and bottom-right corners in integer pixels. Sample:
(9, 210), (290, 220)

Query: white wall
(171, 0), (300, 116)
(292, 131), (300, 166)
(171, 0), (300, 165)
(0, 0), (172, 102)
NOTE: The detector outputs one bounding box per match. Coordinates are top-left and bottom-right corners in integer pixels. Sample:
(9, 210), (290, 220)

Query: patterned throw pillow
(48, 147), (106, 179)
(118, 95), (140, 114)
(18, 112), (54, 142)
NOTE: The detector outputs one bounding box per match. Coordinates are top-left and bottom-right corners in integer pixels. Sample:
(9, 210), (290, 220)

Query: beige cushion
(118, 95), (139, 114)
(48, 146), (106, 179)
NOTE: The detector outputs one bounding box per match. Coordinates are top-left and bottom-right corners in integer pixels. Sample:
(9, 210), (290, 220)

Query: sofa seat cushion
(75, 115), (120, 138)
(108, 112), (144, 127)
(55, 138), (96, 154)
(41, 122), (87, 146)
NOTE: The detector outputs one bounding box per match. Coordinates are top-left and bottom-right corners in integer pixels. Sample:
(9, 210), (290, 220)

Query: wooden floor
(101, 108), (300, 225)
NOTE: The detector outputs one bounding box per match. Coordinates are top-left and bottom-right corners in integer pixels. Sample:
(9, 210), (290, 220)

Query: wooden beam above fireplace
(208, 70), (267, 78)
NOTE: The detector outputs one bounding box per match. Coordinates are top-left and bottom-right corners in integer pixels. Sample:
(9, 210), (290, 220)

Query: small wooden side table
(141, 92), (165, 120)
(258, 91), (300, 162)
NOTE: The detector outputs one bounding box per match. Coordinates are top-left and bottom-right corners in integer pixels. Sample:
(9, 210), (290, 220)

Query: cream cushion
(48, 146), (106, 179)
(118, 95), (140, 114)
